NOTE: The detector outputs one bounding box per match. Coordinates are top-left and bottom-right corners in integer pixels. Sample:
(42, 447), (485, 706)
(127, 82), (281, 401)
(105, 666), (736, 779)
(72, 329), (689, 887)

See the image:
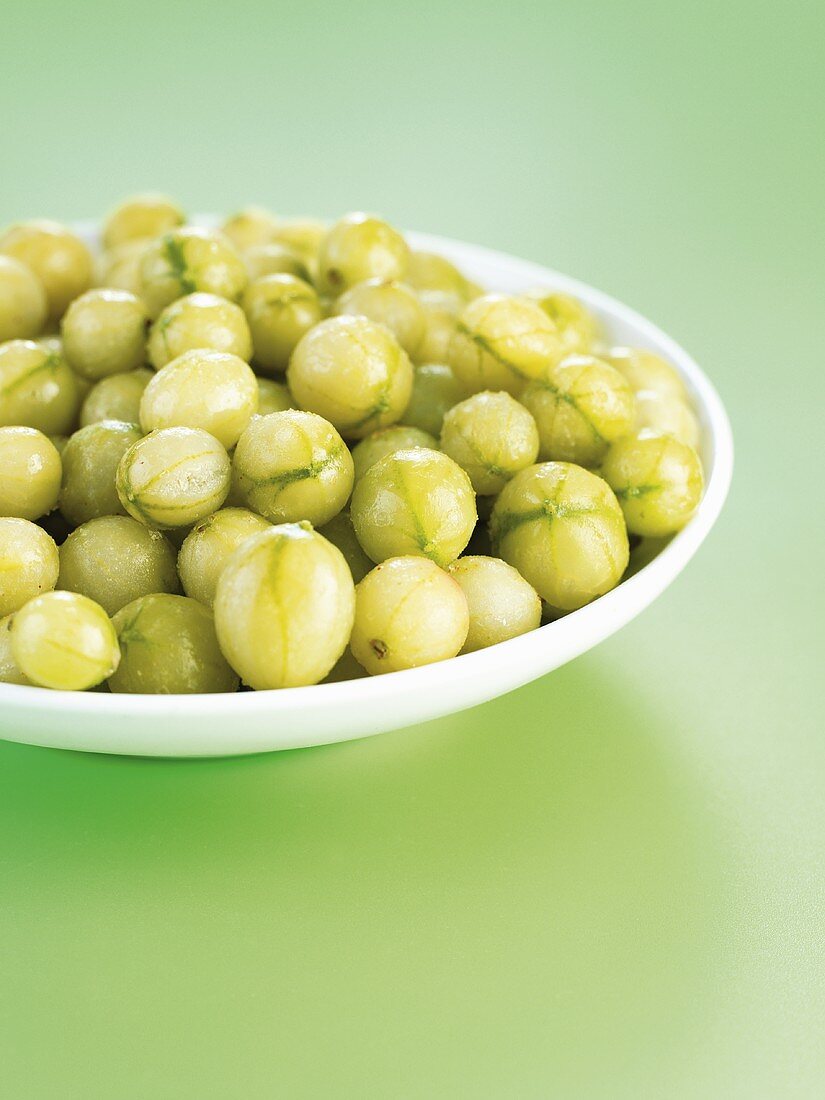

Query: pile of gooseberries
(0, 198), (704, 693)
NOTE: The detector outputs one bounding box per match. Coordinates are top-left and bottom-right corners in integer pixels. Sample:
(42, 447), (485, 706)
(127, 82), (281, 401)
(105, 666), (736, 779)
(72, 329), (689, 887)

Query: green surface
(1, 1), (822, 1096)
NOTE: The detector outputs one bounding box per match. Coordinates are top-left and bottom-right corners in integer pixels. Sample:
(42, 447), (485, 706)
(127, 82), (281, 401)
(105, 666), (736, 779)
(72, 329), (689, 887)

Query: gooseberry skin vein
(163, 235), (197, 295)
(1, 352), (61, 398)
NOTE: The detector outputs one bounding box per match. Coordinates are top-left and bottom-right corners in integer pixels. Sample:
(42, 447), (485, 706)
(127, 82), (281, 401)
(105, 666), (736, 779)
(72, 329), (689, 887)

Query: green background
(1, 2), (822, 1096)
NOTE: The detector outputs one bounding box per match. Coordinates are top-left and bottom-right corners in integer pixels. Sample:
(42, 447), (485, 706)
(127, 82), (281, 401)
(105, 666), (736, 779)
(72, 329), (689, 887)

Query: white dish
(0, 229), (733, 757)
